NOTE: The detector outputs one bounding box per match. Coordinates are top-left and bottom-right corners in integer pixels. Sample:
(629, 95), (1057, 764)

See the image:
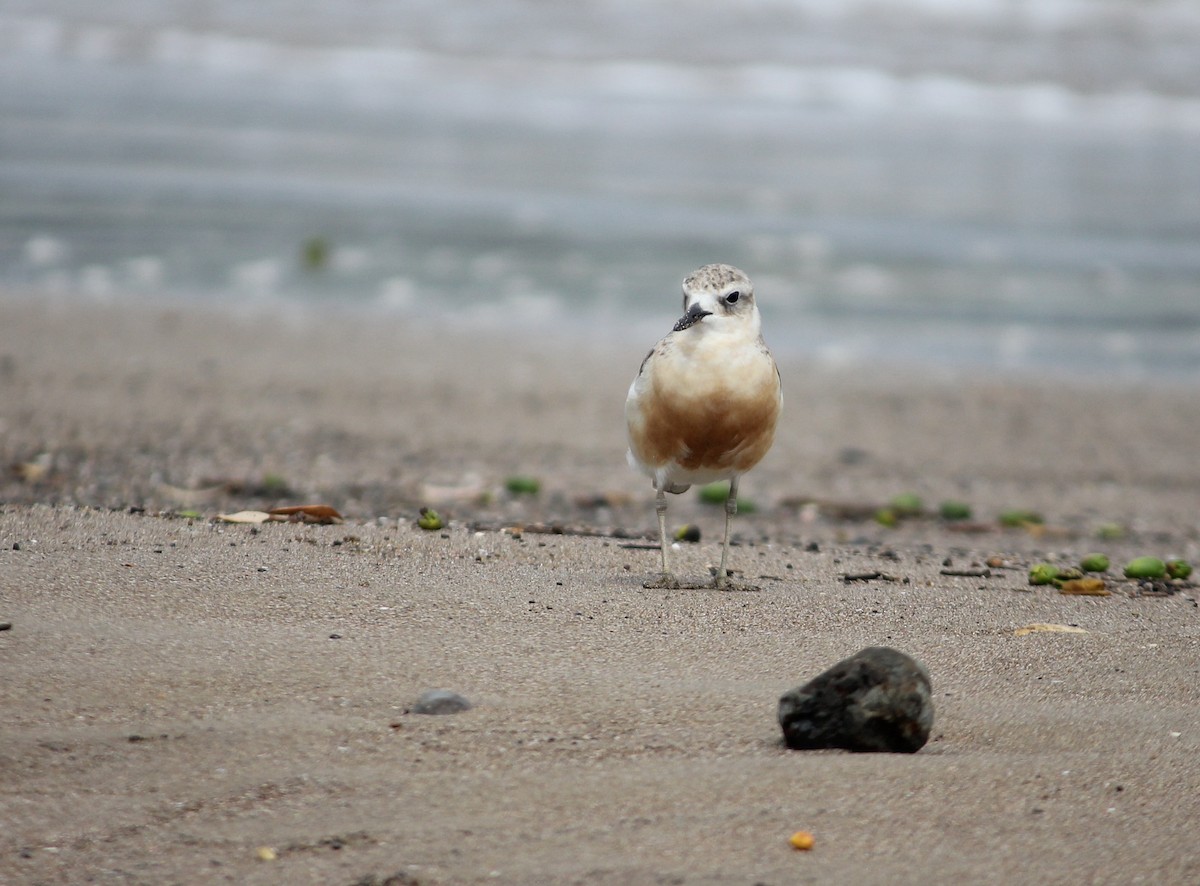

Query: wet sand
(2, 296), (1199, 885)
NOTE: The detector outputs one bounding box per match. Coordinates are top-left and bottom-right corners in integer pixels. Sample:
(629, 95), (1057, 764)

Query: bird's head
(672, 264), (758, 334)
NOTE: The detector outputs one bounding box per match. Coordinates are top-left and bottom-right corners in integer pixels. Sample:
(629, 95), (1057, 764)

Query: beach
(2, 296), (1199, 885)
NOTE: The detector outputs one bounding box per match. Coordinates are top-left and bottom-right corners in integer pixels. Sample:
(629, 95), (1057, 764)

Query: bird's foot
(643, 573), (681, 590)
(712, 570), (761, 592)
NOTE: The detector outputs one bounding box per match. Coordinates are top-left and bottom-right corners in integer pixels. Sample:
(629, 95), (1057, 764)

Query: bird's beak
(672, 302), (713, 332)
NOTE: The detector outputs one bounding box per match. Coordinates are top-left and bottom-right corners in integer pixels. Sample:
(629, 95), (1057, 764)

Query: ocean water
(2, 1), (1199, 380)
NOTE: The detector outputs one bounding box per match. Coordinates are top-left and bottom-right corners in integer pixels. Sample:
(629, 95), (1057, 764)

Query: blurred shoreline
(3, 3), (1198, 381)
(5, 282), (1199, 388)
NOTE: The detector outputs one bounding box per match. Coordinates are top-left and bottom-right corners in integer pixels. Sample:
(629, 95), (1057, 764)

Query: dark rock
(778, 646), (933, 753)
(411, 689), (472, 715)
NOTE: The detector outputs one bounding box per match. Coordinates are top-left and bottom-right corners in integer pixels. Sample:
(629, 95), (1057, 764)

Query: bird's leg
(716, 477), (739, 589)
(657, 486), (670, 575)
(644, 485), (680, 589)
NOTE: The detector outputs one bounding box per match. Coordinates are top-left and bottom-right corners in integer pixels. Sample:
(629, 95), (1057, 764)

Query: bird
(625, 263), (782, 589)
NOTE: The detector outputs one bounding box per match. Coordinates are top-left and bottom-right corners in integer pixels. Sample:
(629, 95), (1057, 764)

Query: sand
(2, 296), (1199, 885)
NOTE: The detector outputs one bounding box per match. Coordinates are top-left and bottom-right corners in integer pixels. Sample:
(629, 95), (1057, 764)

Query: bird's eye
(725, 291), (741, 305)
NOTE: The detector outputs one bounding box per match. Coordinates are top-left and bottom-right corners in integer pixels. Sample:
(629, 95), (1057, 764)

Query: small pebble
(411, 689), (472, 715)
(789, 831), (816, 851)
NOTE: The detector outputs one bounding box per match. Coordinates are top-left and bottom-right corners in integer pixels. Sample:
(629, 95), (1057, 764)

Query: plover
(625, 263), (782, 589)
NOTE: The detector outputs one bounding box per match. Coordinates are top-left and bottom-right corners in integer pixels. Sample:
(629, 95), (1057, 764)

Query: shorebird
(625, 263), (782, 589)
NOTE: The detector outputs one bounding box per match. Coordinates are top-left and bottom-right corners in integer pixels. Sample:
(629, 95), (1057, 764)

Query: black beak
(672, 302), (712, 332)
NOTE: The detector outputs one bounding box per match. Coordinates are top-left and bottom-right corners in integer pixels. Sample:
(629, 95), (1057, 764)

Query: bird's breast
(628, 335), (781, 476)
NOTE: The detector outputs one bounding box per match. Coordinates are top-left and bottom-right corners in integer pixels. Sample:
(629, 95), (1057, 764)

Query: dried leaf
(12, 452), (52, 483)
(267, 504), (343, 524)
(1059, 578), (1110, 596)
(1014, 623), (1089, 636)
(216, 510), (272, 524)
